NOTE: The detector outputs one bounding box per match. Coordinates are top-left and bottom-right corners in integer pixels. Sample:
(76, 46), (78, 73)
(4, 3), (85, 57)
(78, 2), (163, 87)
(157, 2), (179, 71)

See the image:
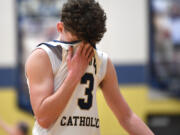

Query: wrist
(67, 71), (81, 84)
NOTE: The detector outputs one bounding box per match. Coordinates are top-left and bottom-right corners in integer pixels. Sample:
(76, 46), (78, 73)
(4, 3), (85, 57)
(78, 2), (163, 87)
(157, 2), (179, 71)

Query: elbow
(34, 106), (59, 129)
(36, 116), (53, 129)
(34, 107), (55, 129)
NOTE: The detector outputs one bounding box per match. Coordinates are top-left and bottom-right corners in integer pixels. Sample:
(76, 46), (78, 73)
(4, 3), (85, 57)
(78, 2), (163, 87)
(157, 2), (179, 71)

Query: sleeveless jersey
(28, 40), (108, 135)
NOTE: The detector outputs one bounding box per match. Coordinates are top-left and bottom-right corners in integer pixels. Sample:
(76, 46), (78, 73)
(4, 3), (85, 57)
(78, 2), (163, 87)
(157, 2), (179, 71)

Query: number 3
(78, 73), (94, 110)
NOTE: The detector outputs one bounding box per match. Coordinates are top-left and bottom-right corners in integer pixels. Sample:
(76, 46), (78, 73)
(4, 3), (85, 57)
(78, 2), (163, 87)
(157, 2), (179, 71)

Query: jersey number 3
(78, 73), (94, 110)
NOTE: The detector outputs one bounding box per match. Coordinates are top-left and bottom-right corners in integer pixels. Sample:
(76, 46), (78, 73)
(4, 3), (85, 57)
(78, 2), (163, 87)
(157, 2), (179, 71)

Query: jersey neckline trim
(53, 40), (81, 45)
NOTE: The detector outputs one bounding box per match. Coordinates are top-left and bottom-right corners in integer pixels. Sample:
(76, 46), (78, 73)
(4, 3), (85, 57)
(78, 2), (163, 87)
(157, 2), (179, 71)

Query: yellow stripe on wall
(0, 86), (180, 135)
(97, 85), (180, 135)
(0, 89), (34, 135)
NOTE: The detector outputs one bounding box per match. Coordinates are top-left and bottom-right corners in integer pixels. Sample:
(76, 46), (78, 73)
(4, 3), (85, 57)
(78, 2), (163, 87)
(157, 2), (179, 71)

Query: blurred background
(0, 0), (180, 135)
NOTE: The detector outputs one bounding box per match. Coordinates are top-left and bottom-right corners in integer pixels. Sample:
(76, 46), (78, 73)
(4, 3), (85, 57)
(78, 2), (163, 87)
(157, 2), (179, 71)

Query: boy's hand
(67, 42), (94, 81)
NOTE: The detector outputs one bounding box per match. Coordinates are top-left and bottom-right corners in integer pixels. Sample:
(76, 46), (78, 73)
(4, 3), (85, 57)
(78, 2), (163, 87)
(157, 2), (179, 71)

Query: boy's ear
(57, 22), (64, 33)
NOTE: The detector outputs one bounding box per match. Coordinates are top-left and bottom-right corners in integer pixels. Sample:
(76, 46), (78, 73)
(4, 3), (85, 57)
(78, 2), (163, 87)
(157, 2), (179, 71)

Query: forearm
(36, 73), (80, 128)
(120, 113), (154, 135)
(0, 119), (13, 134)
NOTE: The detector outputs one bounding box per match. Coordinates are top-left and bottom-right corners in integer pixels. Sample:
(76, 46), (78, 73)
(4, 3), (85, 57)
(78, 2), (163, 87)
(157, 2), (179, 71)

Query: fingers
(76, 43), (84, 55)
(74, 42), (94, 62)
(86, 46), (93, 58)
(67, 46), (73, 62)
(76, 42), (92, 56)
(82, 43), (91, 56)
(88, 50), (94, 62)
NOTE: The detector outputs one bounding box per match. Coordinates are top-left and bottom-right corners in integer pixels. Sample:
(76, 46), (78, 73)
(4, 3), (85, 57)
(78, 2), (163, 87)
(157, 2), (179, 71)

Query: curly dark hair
(60, 0), (106, 46)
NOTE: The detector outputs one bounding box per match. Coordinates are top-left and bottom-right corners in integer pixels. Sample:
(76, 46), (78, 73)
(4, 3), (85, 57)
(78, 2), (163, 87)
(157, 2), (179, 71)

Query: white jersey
(29, 40), (108, 135)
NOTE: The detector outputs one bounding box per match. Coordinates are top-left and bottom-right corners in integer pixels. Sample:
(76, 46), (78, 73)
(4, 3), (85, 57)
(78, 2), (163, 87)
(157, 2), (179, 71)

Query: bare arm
(100, 58), (154, 135)
(0, 118), (13, 135)
(26, 43), (94, 129)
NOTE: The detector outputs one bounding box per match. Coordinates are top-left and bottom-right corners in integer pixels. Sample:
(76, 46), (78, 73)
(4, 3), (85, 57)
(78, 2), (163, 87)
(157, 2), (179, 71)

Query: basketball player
(25, 0), (154, 134)
(0, 118), (29, 135)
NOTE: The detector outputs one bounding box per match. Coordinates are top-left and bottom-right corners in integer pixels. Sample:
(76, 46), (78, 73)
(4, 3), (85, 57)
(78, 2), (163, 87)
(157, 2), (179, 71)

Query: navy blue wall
(0, 68), (16, 87)
(115, 65), (146, 84)
(0, 65), (146, 87)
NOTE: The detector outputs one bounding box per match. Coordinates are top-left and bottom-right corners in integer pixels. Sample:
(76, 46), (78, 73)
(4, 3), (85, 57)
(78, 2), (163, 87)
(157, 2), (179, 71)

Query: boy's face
(64, 30), (78, 42)
(57, 22), (79, 42)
